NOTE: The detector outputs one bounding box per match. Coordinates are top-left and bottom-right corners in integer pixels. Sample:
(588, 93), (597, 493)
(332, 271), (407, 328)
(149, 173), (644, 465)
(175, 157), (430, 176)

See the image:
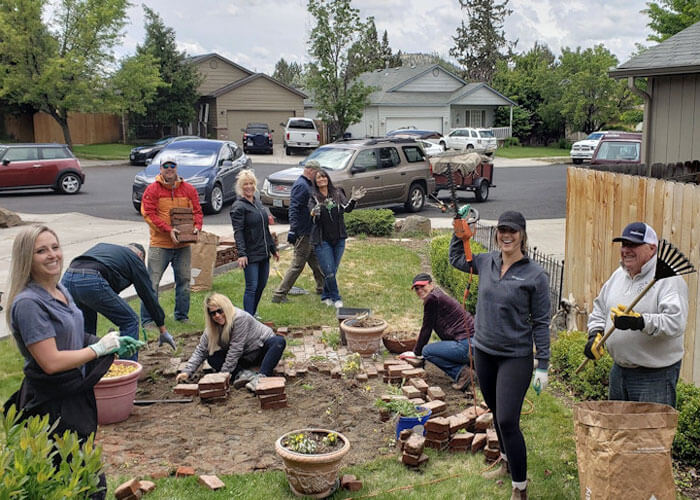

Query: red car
(590, 132), (642, 166)
(0, 143), (85, 194)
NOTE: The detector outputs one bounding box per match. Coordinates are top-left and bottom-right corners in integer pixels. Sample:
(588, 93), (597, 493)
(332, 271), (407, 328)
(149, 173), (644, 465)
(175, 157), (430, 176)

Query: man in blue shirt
(61, 243), (175, 359)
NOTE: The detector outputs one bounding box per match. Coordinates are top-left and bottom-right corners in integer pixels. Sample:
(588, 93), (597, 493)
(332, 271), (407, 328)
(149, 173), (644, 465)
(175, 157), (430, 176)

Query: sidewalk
(0, 211), (564, 339)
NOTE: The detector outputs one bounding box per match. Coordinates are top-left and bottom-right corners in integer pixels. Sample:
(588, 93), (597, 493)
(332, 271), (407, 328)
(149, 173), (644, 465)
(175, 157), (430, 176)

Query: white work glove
(398, 351), (419, 360)
(310, 203), (321, 217)
(350, 186), (367, 201)
(89, 331), (121, 357)
(532, 369), (548, 395)
(175, 372), (190, 383)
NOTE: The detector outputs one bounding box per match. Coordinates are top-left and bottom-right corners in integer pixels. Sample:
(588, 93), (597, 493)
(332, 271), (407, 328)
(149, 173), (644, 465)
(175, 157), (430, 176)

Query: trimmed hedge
(550, 331), (700, 464)
(428, 233), (486, 314)
(344, 209), (395, 237)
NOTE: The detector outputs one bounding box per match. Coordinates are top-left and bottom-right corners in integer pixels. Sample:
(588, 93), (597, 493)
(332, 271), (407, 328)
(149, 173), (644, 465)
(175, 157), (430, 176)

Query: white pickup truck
(282, 118), (320, 155)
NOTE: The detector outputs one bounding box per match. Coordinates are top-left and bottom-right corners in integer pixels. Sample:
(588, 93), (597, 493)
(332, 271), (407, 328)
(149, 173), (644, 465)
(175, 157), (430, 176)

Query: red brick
(404, 434), (426, 456)
(148, 469), (170, 480)
(425, 430), (450, 441)
(401, 452), (429, 466)
(486, 429), (499, 448)
(198, 372), (230, 390)
(198, 474), (225, 490)
(340, 474), (363, 491)
(276, 326), (289, 335)
(425, 416), (450, 433)
(355, 373), (368, 382)
(173, 383), (199, 396)
(383, 359), (402, 368)
(475, 412), (493, 431)
(409, 398), (426, 405)
(409, 378), (429, 393)
(422, 399), (446, 415)
(401, 368), (426, 378)
(295, 367), (308, 376)
(401, 385), (422, 399)
(199, 388), (228, 399)
(175, 466), (195, 477)
(450, 432), (474, 448)
(471, 433), (487, 452)
(375, 363), (385, 374)
(475, 406), (489, 416)
(255, 377), (286, 395)
(330, 368), (341, 379)
(364, 365), (377, 378)
(258, 392), (287, 403)
(285, 369), (297, 379)
(484, 446), (501, 461)
(261, 399), (288, 410)
(447, 413), (470, 433)
(427, 386), (445, 401)
(138, 480), (156, 493)
(388, 364), (412, 375)
(381, 394), (408, 403)
(424, 438), (449, 451)
(263, 321), (276, 329)
(404, 357), (425, 368)
(115, 479), (141, 499)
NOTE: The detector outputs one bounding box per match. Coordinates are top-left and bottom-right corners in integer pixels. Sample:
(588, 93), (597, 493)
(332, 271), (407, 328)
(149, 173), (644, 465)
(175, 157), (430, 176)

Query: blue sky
(115, 0), (653, 75)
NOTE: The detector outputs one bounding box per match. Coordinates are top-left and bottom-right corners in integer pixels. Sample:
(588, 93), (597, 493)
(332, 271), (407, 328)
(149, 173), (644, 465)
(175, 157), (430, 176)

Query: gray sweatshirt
(587, 256), (688, 368)
(449, 235), (551, 368)
(183, 307), (274, 376)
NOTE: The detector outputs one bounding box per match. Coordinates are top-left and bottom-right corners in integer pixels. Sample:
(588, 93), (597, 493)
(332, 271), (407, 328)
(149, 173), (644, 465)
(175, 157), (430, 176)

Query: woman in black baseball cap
(449, 210), (551, 500)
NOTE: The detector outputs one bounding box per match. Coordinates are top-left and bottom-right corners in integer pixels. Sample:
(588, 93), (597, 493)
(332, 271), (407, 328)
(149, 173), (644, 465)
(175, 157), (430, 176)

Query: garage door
(385, 117), (443, 134)
(227, 110), (296, 146)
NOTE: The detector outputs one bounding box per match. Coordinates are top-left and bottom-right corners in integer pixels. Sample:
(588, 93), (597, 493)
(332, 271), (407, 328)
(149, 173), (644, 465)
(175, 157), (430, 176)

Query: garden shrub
(549, 330), (611, 400)
(557, 138), (572, 150)
(429, 233), (486, 314)
(674, 380), (700, 463)
(0, 405), (104, 499)
(344, 209), (394, 237)
(503, 137), (521, 147)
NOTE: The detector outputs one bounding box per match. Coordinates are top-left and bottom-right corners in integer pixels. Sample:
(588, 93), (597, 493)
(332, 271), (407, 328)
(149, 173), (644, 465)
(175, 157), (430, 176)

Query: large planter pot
(382, 333), (417, 354)
(275, 428), (350, 498)
(94, 359), (142, 425)
(340, 318), (388, 356)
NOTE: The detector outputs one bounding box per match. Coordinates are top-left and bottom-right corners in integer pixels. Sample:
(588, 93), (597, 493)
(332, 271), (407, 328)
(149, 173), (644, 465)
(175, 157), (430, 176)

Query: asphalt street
(0, 161), (567, 224)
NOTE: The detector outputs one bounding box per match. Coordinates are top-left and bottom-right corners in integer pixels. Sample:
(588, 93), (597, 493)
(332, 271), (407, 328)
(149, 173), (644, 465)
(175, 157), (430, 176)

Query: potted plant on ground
(375, 399), (432, 438)
(274, 428), (350, 498)
(340, 313), (388, 356)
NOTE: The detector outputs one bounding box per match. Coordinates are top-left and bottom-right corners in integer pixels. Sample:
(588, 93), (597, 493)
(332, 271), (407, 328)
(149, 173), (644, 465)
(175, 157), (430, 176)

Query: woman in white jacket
(176, 293), (286, 391)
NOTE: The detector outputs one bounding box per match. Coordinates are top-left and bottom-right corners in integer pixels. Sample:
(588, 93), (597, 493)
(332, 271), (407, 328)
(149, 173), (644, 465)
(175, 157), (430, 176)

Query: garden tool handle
(453, 218), (473, 261)
(575, 279), (656, 374)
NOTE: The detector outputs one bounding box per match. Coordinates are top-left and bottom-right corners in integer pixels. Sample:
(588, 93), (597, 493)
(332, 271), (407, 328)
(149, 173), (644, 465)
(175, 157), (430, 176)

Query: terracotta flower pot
(94, 359), (142, 425)
(275, 428), (350, 498)
(382, 334), (417, 354)
(340, 318), (388, 356)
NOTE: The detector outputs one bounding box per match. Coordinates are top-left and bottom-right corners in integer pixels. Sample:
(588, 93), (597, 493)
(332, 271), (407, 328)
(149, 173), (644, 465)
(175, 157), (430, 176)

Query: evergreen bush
(344, 209), (395, 237)
(674, 381), (700, 463)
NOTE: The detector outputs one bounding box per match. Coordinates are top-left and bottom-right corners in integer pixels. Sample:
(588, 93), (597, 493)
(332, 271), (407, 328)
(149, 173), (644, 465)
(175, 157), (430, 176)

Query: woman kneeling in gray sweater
(175, 292), (285, 392)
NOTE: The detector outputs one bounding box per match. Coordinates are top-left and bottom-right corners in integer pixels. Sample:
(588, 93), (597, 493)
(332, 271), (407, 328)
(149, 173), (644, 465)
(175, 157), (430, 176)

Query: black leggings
(474, 347), (533, 483)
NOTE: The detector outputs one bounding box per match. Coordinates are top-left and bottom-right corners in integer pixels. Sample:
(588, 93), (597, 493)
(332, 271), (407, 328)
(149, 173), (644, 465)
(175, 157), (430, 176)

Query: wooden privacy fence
(565, 166), (700, 384)
(33, 112), (121, 144)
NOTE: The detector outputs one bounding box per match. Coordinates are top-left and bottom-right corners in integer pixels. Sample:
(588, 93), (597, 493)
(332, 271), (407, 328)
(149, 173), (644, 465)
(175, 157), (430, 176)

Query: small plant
(286, 339), (303, 347)
(282, 430), (343, 454)
(285, 433), (318, 454)
(321, 329), (340, 349)
(342, 353), (362, 378)
(309, 355), (327, 362)
(673, 380), (700, 463)
(374, 398), (427, 418)
(282, 350), (296, 359)
(301, 383), (314, 391)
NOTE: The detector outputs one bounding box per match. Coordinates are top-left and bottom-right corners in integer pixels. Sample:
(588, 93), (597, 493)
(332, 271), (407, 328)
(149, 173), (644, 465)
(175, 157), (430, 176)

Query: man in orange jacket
(140, 155), (203, 326)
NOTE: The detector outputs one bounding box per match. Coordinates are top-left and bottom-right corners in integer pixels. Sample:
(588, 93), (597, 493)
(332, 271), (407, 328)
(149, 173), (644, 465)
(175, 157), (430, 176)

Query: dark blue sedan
(132, 139), (252, 215)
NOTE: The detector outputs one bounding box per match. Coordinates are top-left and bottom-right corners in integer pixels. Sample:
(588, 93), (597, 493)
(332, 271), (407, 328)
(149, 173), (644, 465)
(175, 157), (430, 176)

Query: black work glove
(610, 304), (645, 331)
(583, 330), (605, 360)
(287, 231), (297, 244)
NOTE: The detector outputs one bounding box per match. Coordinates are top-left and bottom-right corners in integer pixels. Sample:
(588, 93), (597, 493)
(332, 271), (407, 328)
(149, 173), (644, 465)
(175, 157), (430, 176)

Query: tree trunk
(48, 109), (73, 149)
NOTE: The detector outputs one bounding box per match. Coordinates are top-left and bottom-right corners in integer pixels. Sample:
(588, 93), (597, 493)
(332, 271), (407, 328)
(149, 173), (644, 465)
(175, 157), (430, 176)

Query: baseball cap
(411, 273), (432, 289)
(497, 210), (526, 231)
(160, 154), (178, 168)
(613, 222), (658, 245)
(304, 159), (322, 171)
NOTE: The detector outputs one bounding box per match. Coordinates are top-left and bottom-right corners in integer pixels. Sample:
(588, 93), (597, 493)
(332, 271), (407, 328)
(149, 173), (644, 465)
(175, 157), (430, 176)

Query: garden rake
(575, 238), (696, 374)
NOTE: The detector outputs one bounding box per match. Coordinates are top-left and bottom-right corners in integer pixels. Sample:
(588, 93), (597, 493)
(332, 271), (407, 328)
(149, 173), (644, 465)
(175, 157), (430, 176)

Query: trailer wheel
(474, 179), (489, 202)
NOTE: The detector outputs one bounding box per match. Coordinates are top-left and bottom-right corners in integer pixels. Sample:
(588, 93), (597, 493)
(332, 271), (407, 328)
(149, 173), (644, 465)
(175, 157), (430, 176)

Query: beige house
(190, 53), (306, 144)
(609, 21), (700, 167)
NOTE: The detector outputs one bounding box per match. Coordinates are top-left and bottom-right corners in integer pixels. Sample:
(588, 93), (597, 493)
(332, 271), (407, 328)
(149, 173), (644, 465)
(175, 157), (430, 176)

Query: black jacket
(308, 190), (356, 246)
(230, 196), (277, 263)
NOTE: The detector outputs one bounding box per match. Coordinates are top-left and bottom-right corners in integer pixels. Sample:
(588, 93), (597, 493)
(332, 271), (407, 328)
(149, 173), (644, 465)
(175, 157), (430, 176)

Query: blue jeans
(609, 360), (682, 408)
(422, 338), (472, 380)
(141, 246), (191, 324)
(207, 335), (286, 377)
(61, 269), (140, 361)
(314, 239), (345, 302)
(243, 259), (270, 316)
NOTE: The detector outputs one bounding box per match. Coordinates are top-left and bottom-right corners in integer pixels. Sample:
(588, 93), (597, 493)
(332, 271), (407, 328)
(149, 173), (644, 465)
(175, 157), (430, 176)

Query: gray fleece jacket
(183, 307), (274, 376)
(587, 256), (688, 368)
(449, 235), (551, 368)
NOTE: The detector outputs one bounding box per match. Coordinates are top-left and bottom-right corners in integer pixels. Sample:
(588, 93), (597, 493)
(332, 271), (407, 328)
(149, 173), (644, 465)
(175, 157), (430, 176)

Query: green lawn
(1, 239), (582, 498)
(495, 145), (569, 159)
(72, 143), (133, 160)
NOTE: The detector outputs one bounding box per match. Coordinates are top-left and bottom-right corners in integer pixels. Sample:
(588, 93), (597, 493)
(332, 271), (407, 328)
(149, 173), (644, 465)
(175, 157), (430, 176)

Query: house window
(469, 110), (486, 127)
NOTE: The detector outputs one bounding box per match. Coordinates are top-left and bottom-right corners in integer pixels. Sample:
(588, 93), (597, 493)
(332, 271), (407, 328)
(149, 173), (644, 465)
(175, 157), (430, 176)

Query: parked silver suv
(260, 137), (436, 217)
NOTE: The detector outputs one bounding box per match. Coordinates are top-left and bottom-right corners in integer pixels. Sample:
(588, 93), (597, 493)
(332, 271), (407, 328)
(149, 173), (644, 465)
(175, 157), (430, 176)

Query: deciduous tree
(644, 0), (700, 42)
(272, 58), (304, 88)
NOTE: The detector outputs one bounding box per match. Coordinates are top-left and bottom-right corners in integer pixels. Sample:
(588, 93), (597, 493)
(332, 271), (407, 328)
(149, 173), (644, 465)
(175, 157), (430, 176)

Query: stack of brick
(198, 373), (230, 402)
(422, 399), (447, 419)
(169, 207), (197, 243)
(483, 429), (500, 460)
(383, 360), (413, 384)
(256, 377), (287, 409)
(424, 417), (450, 451)
(173, 383), (199, 397)
(115, 478), (157, 499)
(400, 432), (428, 468)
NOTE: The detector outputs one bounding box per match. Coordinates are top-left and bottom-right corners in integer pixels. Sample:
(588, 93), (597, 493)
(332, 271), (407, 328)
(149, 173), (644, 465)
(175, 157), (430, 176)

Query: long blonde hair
(5, 225), (60, 329)
(203, 292), (236, 354)
(235, 169), (257, 197)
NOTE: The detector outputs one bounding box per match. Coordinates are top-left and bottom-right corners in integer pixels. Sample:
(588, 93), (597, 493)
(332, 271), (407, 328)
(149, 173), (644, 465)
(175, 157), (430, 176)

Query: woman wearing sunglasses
(175, 293), (285, 392)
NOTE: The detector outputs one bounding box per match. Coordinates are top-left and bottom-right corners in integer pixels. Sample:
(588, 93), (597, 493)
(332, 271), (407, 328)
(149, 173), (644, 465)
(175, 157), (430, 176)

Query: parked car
(386, 129), (443, 141)
(241, 122), (273, 154)
(281, 118), (320, 155)
(129, 135), (200, 165)
(132, 139), (251, 215)
(0, 143), (85, 194)
(260, 137), (436, 218)
(417, 139), (443, 157)
(439, 128), (497, 155)
(590, 132), (642, 166)
(569, 131), (617, 164)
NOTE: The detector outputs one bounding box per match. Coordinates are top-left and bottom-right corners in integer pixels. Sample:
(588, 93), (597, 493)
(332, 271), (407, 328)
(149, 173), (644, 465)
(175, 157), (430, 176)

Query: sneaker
(254, 314), (263, 321)
(511, 486), (528, 500)
(245, 373), (266, 393)
(175, 318), (191, 324)
(271, 295), (288, 304)
(451, 365), (475, 391)
(322, 298), (333, 306)
(334, 300), (343, 308)
(233, 369), (257, 389)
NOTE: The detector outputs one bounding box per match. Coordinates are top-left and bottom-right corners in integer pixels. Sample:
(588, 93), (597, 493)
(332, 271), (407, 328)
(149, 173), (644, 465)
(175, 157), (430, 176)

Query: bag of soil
(573, 400), (678, 500)
(190, 230), (219, 292)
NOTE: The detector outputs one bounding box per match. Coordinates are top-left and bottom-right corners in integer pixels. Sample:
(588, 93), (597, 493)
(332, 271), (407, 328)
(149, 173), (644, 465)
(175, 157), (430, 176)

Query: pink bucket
(94, 359), (142, 425)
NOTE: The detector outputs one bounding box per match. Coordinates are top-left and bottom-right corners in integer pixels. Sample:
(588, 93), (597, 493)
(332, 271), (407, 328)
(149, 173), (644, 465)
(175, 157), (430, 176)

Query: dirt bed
(97, 331), (471, 478)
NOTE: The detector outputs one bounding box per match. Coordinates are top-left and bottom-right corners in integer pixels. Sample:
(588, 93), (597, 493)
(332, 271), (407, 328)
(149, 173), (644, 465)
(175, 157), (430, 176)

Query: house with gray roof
(305, 64), (515, 139)
(609, 21), (700, 166)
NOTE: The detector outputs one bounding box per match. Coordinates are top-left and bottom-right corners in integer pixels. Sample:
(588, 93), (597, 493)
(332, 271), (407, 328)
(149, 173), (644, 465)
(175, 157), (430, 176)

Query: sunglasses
(208, 308), (224, 317)
(161, 163), (177, 169)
